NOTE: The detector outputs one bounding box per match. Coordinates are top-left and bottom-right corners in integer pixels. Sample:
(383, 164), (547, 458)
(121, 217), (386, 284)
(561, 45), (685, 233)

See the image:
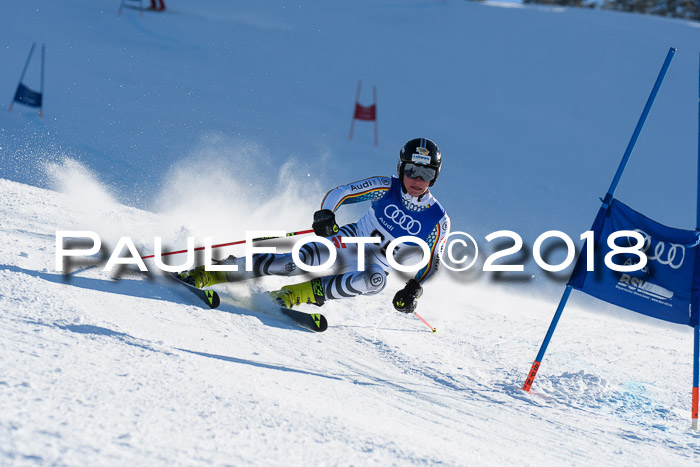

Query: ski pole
(414, 312), (437, 333)
(141, 229), (314, 260)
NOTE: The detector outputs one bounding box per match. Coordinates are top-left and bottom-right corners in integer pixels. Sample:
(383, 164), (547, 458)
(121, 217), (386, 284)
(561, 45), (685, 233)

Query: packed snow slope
(2, 0), (700, 465)
(1, 178), (699, 465)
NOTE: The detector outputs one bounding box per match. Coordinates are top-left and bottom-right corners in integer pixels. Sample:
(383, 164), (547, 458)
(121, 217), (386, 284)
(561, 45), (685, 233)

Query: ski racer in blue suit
(179, 138), (451, 314)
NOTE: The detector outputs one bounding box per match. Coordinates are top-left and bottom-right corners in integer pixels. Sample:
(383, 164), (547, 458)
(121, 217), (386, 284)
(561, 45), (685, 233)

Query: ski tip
(279, 307), (328, 332)
(310, 313), (328, 332)
(206, 290), (221, 309)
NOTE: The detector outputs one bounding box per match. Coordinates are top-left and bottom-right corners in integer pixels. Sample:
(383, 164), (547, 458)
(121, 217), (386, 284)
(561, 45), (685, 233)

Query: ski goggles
(404, 163), (437, 182)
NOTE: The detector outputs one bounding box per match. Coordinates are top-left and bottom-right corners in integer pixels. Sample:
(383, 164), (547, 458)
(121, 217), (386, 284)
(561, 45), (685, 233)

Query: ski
(279, 306), (328, 332)
(168, 273), (220, 309)
(166, 272), (323, 330)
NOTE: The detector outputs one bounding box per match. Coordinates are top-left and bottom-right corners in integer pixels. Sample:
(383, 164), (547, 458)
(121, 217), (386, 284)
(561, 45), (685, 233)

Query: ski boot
(270, 278), (325, 308)
(177, 265), (227, 289)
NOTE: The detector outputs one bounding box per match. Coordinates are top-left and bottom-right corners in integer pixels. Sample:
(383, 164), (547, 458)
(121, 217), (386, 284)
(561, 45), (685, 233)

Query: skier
(148, 0), (165, 11)
(179, 137), (451, 314)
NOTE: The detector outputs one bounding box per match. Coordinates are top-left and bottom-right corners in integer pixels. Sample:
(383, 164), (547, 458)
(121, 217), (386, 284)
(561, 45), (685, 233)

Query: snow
(2, 0), (700, 464)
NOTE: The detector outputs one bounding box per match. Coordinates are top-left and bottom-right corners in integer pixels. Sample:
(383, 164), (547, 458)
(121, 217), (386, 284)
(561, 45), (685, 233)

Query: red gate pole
(373, 85), (378, 146)
(349, 79), (362, 140)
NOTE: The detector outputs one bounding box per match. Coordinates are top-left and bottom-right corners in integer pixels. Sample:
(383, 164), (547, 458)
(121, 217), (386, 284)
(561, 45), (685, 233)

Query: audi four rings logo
(384, 204), (422, 235)
(628, 229), (685, 269)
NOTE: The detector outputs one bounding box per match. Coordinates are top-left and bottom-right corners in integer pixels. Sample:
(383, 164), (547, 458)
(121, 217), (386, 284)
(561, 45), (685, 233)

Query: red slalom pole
(414, 312), (437, 333)
(141, 229), (314, 260)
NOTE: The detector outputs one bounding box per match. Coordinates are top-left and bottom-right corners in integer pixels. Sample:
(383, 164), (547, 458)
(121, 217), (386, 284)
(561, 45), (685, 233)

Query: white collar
(402, 188), (434, 206)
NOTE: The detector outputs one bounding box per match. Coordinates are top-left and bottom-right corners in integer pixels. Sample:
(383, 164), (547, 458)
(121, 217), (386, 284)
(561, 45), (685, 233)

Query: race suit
(238, 176), (451, 300)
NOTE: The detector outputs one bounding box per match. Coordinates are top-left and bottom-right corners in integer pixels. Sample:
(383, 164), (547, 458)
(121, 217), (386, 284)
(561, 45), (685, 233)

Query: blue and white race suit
(239, 176), (451, 301)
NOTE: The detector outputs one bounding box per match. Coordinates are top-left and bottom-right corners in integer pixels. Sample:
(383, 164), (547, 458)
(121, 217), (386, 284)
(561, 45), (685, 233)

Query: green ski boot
(178, 266), (227, 289)
(269, 278), (325, 308)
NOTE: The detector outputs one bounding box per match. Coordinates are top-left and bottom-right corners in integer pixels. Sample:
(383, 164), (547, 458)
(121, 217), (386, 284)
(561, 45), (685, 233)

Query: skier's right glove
(312, 209), (339, 237)
(392, 279), (423, 313)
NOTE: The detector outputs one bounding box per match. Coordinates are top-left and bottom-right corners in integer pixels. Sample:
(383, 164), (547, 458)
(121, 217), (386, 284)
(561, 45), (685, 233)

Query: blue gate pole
(693, 52), (700, 430)
(693, 325), (699, 429)
(17, 43), (36, 86)
(39, 44), (45, 117)
(602, 47), (676, 208)
(523, 48), (676, 392)
(523, 285), (572, 391)
(8, 43), (36, 112)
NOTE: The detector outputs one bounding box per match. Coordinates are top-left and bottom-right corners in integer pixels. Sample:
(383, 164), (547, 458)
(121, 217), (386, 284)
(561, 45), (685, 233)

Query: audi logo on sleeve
(383, 204), (422, 235)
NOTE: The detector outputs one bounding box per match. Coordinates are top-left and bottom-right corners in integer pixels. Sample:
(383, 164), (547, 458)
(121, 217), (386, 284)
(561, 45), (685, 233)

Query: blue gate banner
(13, 83), (42, 108)
(569, 199), (700, 326)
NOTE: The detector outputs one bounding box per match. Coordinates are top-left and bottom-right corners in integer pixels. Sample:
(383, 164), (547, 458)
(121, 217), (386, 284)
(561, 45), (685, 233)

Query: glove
(392, 279), (423, 313)
(312, 209), (339, 237)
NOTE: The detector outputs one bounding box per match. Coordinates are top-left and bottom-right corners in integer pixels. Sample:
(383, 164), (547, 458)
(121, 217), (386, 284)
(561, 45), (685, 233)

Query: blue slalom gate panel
(13, 83), (42, 108)
(569, 198), (700, 326)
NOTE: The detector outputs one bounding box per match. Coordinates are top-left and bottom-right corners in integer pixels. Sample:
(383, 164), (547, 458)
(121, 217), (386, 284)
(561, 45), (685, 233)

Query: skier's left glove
(392, 279), (423, 313)
(312, 209), (340, 237)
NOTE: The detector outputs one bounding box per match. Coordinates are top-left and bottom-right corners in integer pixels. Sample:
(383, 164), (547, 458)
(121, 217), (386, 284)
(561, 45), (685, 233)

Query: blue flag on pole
(569, 199), (700, 326)
(13, 83), (42, 108)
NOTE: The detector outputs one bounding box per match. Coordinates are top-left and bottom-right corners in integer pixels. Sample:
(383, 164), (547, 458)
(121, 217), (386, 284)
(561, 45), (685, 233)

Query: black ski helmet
(398, 138), (441, 186)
